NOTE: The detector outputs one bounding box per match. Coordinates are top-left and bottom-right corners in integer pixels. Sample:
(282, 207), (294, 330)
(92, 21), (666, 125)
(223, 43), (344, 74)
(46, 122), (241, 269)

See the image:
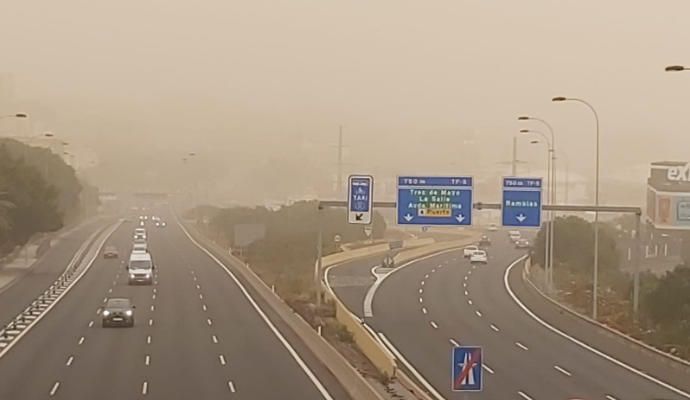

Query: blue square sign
(397, 176), (473, 226)
(348, 175), (373, 224)
(502, 177), (542, 228)
(452, 346), (483, 392)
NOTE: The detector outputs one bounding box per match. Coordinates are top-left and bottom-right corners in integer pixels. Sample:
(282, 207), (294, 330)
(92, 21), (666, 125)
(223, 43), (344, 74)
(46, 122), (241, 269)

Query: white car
(508, 230), (521, 242)
(470, 250), (488, 264)
(463, 245), (479, 258)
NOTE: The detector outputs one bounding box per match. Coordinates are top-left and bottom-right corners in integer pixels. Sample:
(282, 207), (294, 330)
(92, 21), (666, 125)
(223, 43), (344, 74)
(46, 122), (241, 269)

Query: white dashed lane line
(152, 294), (156, 300)
(482, 364), (495, 374)
(78, 336), (85, 345)
(207, 318), (213, 326)
(605, 395), (618, 400)
(150, 305), (155, 311)
(146, 335), (152, 344)
(430, 321), (438, 329)
(449, 338), (460, 347)
(419, 298), (423, 304)
(518, 390), (533, 400)
(475, 310), (482, 317)
(199, 294), (204, 300)
(49, 382), (60, 396)
(202, 304), (207, 311)
(421, 307), (427, 314)
(196, 284), (201, 290)
(219, 355), (227, 365)
(88, 321), (94, 328)
(464, 290), (468, 296)
(148, 319), (154, 326)
(228, 381), (236, 393)
(464, 276), (468, 281)
(418, 288), (423, 294)
(142, 381), (148, 395)
(212, 335), (219, 344)
(65, 356), (74, 366)
(145, 355), (151, 366)
(95, 308), (101, 315)
(515, 342), (529, 351)
(421, 280), (425, 286)
(468, 299), (473, 305)
(424, 274), (429, 279)
(490, 324), (500, 332)
(554, 365), (572, 377)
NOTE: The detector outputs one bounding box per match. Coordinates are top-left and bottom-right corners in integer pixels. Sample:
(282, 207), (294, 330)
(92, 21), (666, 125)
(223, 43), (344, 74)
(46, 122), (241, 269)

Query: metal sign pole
(633, 215), (641, 318)
(315, 208), (323, 308)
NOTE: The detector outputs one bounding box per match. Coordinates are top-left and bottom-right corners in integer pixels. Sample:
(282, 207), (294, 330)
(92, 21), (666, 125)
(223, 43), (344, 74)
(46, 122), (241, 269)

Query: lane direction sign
(452, 346), (483, 392)
(397, 176), (473, 226)
(348, 175), (373, 224)
(501, 177), (542, 228)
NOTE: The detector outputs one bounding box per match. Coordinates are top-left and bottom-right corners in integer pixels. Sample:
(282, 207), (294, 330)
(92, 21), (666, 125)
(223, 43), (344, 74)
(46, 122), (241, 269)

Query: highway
(329, 230), (690, 399)
(0, 210), (350, 400)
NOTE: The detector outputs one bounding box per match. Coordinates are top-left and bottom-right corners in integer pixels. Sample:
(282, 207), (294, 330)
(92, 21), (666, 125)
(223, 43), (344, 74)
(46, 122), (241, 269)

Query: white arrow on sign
(404, 214), (414, 222)
(516, 214), (527, 223)
(455, 214), (465, 223)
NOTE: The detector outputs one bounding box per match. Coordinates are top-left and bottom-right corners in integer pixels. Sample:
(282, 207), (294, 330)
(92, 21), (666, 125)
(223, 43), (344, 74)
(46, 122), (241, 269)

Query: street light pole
(553, 96), (600, 320)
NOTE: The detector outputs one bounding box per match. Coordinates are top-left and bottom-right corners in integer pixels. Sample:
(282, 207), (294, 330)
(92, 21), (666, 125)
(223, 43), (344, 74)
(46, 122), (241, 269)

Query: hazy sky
(2, 1), (690, 203)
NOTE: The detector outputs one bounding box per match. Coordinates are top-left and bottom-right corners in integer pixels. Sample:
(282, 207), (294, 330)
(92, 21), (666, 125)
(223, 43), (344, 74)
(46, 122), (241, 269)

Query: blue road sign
(397, 176), (473, 226)
(502, 177), (542, 228)
(452, 346), (483, 392)
(348, 175), (373, 224)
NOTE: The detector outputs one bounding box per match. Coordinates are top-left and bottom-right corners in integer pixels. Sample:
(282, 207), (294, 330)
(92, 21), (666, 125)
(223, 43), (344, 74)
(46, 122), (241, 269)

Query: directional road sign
(452, 346), (483, 392)
(502, 177), (542, 228)
(397, 176), (473, 226)
(348, 175), (373, 224)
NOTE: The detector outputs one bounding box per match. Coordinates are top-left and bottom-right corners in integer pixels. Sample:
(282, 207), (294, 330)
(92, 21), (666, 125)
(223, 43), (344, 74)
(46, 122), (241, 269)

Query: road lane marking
(518, 391), (533, 400)
(95, 308), (101, 315)
(196, 284), (201, 290)
(431, 268), (436, 273)
(468, 299), (473, 305)
(199, 294), (203, 300)
(515, 342), (528, 351)
(108, 288), (112, 293)
(179, 218), (336, 400)
(504, 257), (690, 399)
(490, 324), (499, 332)
(422, 307), (427, 314)
(66, 356), (74, 366)
(103, 297), (107, 303)
(463, 282), (467, 288)
(464, 290), (468, 296)
(430, 321), (438, 329)
(212, 335), (219, 343)
(152, 294), (156, 300)
(88, 321), (94, 328)
(421, 280), (425, 286)
(475, 310), (482, 317)
(142, 381), (148, 395)
(482, 363), (495, 374)
(419, 297), (423, 303)
(605, 395), (618, 400)
(150, 305), (155, 311)
(145, 355), (151, 366)
(202, 304), (207, 311)
(49, 382), (60, 396)
(78, 336), (85, 345)
(554, 365), (571, 376)
(153, 288), (157, 293)
(146, 335), (152, 344)
(148, 319), (154, 326)
(419, 288), (423, 294)
(449, 339), (460, 347)
(207, 318), (213, 326)
(468, 270), (472, 275)
(464, 276), (468, 281)
(424, 274), (429, 279)
(219, 355), (227, 365)
(228, 381), (236, 393)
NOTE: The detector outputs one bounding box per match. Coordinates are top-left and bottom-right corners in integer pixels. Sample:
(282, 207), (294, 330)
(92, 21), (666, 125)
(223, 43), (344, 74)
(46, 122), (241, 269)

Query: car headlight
(125, 310), (133, 316)
(129, 273), (135, 279)
(103, 310), (110, 316)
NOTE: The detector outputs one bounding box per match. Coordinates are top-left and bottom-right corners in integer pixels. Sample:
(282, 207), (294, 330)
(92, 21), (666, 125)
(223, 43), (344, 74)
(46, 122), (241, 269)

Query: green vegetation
(0, 139), (97, 252)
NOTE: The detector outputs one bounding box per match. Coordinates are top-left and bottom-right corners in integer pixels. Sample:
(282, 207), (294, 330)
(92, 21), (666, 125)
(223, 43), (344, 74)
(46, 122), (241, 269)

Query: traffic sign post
(348, 175), (373, 224)
(397, 176), (473, 226)
(452, 346), (483, 392)
(501, 177), (542, 228)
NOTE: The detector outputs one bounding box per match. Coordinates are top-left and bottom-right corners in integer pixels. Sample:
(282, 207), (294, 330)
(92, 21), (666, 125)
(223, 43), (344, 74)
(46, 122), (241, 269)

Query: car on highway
(508, 230), (521, 243)
(103, 245), (119, 259)
(470, 250), (488, 264)
(154, 221), (167, 228)
(127, 252), (154, 285)
(488, 223), (498, 232)
(132, 242), (148, 253)
(463, 245), (479, 257)
(102, 297), (135, 327)
(515, 238), (530, 249)
(478, 235), (491, 247)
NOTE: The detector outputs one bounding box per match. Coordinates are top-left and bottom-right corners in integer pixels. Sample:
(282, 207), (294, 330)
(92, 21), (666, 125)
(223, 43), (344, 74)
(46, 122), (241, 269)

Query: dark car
(479, 235), (491, 247)
(102, 298), (135, 327)
(103, 245), (119, 259)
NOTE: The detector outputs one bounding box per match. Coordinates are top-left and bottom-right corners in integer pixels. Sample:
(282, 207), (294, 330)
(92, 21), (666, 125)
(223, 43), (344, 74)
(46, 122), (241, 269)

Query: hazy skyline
(2, 1), (690, 204)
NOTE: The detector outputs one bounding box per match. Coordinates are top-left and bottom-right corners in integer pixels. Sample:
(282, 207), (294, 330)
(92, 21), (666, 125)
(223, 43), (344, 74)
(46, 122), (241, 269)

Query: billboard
(646, 161), (690, 230)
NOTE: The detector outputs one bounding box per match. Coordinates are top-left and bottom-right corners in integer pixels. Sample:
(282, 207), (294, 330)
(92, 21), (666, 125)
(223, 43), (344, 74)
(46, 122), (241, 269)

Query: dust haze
(1, 0), (689, 206)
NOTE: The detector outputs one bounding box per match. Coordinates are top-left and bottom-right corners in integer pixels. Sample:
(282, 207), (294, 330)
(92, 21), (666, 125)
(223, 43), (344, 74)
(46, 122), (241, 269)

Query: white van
(508, 230), (521, 243)
(132, 242), (148, 253)
(127, 252), (154, 285)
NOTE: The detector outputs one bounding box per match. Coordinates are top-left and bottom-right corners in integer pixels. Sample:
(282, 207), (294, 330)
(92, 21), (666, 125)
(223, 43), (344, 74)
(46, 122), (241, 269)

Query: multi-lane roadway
(0, 210), (349, 399)
(329, 230), (690, 399)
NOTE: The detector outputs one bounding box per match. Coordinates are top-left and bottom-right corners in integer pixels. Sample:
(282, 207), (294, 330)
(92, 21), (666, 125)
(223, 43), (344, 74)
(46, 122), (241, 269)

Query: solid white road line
(219, 355), (227, 365)
(49, 382), (60, 396)
(212, 335), (219, 344)
(449, 339), (460, 347)
(554, 365), (572, 377)
(142, 381), (148, 395)
(490, 324), (499, 332)
(517, 390), (533, 400)
(504, 256), (690, 399)
(475, 310), (482, 317)
(430, 321), (438, 329)
(146, 335), (152, 344)
(228, 381), (236, 393)
(422, 307), (427, 314)
(379, 333), (444, 400)
(179, 218), (335, 400)
(66, 356), (74, 366)
(515, 342), (528, 351)
(482, 364), (495, 374)
(78, 336), (85, 345)
(145, 355), (151, 366)
(88, 321), (94, 328)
